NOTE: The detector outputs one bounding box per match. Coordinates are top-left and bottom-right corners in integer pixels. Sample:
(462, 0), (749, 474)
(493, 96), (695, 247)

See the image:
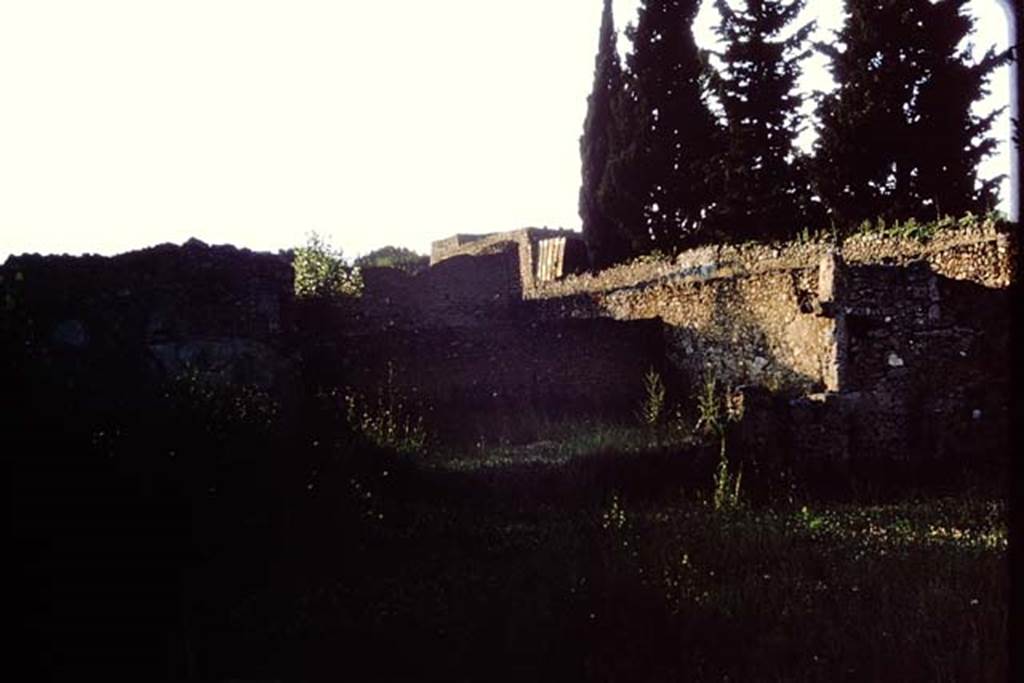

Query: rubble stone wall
(2, 220), (1014, 458)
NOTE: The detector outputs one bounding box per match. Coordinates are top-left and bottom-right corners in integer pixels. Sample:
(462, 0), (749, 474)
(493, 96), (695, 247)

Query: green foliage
(712, 443), (743, 512)
(344, 364), (427, 455)
(847, 211), (1005, 243)
(707, 0), (822, 242)
(580, 0), (633, 269)
(161, 366), (279, 493)
(694, 374), (744, 511)
(812, 0), (1011, 229)
(602, 0), (722, 257)
(794, 224), (836, 246)
(638, 367), (667, 426)
(354, 245), (428, 275)
(293, 231), (363, 299)
(265, 433), (1007, 679)
(166, 366), (278, 437)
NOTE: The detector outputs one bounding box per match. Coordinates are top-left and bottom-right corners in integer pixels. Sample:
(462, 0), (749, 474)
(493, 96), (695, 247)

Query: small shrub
(293, 231), (363, 299)
(695, 374), (744, 511)
(344, 364), (427, 455)
(638, 367), (666, 426)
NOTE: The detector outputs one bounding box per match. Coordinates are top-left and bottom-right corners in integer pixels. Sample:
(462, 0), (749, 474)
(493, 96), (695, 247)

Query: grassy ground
(188, 426), (1009, 682)
(11, 394), (1008, 681)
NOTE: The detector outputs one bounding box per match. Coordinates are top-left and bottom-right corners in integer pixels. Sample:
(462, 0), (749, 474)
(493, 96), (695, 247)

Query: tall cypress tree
(813, 0), (1011, 227)
(603, 0), (721, 254)
(580, 0), (631, 269)
(709, 0), (819, 241)
(911, 0), (1011, 218)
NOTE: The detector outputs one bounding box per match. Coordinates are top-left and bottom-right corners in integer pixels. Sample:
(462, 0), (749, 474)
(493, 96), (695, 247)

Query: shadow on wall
(356, 246), (522, 329)
(558, 265), (831, 399)
(838, 262), (1011, 463)
(664, 275), (824, 396)
(736, 260), (1013, 466)
(309, 317), (667, 446)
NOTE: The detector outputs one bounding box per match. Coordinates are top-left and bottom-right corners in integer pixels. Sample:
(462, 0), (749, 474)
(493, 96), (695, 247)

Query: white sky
(0, 0), (1013, 261)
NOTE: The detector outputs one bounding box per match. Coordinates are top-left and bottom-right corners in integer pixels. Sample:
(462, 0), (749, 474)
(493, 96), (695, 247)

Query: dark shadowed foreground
(7, 398), (1008, 681)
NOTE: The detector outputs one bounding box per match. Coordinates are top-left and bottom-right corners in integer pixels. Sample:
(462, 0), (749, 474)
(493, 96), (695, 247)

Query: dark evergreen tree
(911, 0), (1011, 218)
(709, 0), (821, 241)
(580, 0), (631, 268)
(812, 0), (1011, 227)
(602, 0), (721, 254)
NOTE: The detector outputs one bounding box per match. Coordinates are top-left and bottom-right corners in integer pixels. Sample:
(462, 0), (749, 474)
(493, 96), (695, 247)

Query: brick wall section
(2, 236), (662, 442)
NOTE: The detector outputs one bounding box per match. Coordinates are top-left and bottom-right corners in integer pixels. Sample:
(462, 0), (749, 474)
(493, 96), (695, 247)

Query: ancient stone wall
(430, 227), (586, 292)
(517, 221), (1014, 461)
(1, 236), (661, 442)
(2, 220), (1014, 458)
(0, 239), (295, 397)
(311, 318), (663, 441)
(358, 246), (521, 329)
(528, 264), (829, 395)
(526, 222), (1014, 390)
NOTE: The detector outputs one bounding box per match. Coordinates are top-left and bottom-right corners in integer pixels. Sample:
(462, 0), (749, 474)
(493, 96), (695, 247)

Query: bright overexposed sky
(0, 0), (1013, 261)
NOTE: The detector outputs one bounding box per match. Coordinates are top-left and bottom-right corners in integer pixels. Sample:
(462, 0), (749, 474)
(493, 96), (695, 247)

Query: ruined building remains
(2, 221), (1014, 458)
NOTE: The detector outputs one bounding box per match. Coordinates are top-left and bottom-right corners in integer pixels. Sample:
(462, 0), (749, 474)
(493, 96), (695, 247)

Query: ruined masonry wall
(525, 223), (1014, 402)
(2, 221), (1014, 456)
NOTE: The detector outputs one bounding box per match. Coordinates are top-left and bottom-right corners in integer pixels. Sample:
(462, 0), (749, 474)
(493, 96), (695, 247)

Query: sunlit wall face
(0, 1), (1013, 261)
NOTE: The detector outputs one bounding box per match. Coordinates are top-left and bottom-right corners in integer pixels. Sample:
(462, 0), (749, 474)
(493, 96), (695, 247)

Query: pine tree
(709, 0), (820, 241)
(603, 0), (721, 255)
(580, 0), (631, 269)
(812, 0), (1011, 228)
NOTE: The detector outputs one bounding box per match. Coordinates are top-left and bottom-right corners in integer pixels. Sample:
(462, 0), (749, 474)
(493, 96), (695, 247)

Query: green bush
(293, 231), (363, 299)
(354, 245), (429, 275)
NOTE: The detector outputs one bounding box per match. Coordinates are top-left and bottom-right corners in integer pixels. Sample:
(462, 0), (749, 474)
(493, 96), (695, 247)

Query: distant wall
(1, 236), (661, 441)
(430, 227), (586, 292)
(358, 246), (522, 329)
